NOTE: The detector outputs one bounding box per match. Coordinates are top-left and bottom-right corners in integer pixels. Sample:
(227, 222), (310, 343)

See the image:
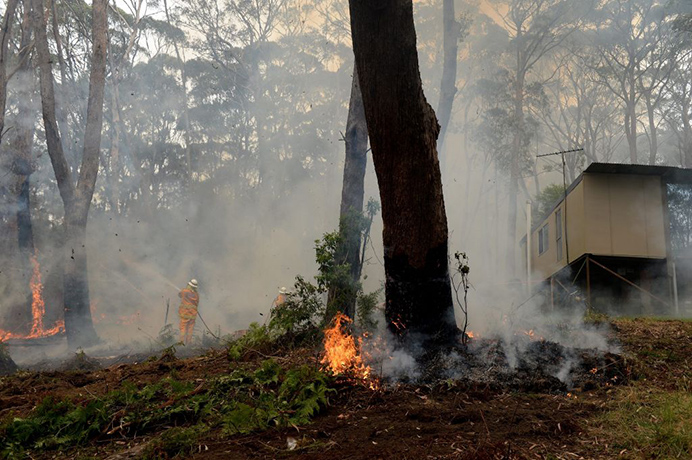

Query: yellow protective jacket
(178, 287), (200, 319)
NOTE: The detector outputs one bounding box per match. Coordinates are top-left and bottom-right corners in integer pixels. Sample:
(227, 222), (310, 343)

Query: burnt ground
(0, 317), (690, 459)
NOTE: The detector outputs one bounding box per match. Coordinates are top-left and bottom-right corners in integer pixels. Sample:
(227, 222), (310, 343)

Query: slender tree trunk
(32, 0), (108, 348)
(644, 93), (657, 165)
(50, 0), (74, 154)
(348, 0), (457, 346)
(0, 0), (19, 142)
(330, 65), (368, 320)
(2, 0), (36, 331)
(437, 0), (458, 155)
(507, 66), (524, 278)
(626, 73), (637, 163)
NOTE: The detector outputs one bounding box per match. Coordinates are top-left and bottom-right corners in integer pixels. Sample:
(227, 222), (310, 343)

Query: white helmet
(189, 279), (198, 288)
(279, 286), (288, 294)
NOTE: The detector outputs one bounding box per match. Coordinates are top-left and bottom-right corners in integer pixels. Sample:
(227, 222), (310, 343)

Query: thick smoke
(1, 0), (691, 372)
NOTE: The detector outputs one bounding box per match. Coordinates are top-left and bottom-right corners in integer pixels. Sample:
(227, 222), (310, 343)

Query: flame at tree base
(320, 312), (378, 390)
(0, 251), (65, 342)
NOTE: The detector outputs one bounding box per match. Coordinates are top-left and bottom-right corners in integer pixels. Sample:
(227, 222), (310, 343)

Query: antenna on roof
(536, 148), (584, 266)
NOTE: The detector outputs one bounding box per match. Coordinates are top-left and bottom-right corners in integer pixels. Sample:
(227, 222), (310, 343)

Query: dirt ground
(0, 317), (690, 459)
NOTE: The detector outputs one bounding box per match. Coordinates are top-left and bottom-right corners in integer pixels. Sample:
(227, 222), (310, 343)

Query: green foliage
(143, 425), (209, 459)
(269, 276), (323, 338)
(237, 201), (381, 350)
(218, 362), (333, 435)
(534, 184), (566, 222)
(227, 322), (273, 361)
(583, 309), (610, 325)
(356, 289), (381, 331)
(0, 361), (332, 458)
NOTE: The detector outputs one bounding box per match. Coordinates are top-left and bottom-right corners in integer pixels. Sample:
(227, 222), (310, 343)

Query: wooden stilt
(586, 256), (591, 310)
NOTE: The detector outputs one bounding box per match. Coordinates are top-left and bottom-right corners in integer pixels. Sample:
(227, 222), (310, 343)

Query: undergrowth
(0, 359), (333, 459)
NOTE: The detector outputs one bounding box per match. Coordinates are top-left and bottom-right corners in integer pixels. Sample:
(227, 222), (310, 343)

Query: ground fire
(0, 251), (64, 342)
(320, 312), (378, 389)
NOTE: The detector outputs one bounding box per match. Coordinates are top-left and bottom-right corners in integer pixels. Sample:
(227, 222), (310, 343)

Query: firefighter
(178, 279), (199, 345)
(272, 287), (288, 310)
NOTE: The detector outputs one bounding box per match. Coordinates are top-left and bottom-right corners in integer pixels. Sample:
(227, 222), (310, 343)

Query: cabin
(522, 162), (692, 316)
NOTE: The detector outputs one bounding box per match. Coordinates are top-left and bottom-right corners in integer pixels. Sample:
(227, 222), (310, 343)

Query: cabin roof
(584, 162), (692, 182)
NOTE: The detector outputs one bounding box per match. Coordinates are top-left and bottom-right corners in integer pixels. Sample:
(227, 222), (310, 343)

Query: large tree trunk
(436, 0), (458, 154)
(330, 65), (368, 320)
(348, 0), (457, 347)
(12, 0), (37, 259)
(32, 0), (108, 348)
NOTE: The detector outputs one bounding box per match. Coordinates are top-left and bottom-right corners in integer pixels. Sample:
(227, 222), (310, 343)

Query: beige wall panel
(610, 175), (648, 255)
(566, 182), (586, 261)
(584, 175), (613, 255)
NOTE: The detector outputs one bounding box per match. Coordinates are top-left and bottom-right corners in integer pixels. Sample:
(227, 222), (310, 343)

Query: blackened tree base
(384, 242), (459, 351)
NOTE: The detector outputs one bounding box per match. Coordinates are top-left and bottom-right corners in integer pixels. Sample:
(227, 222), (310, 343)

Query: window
(538, 224), (549, 255)
(556, 209), (563, 261)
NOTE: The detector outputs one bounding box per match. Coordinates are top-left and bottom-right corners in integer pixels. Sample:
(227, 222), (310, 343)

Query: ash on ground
(385, 335), (630, 393)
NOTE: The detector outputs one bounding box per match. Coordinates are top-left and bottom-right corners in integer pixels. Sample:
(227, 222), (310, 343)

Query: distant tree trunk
(0, 0), (19, 141)
(507, 58), (525, 278)
(625, 69), (638, 163)
(644, 91), (658, 166)
(348, 0), (457, 346)
(330, 65), (368, 320)
(437, 0), (458, 154)
(32, 0), (108, 348)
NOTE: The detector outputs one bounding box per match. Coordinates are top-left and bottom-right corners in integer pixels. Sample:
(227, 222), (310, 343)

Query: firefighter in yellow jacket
(178, 279), (200, 344)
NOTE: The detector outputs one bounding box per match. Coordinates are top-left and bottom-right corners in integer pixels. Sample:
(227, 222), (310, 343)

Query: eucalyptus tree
(588, 0), (674, 165)
(349, 0), (458, 345)
(31, 0), (108, 348)
(475, 0), (587, 275)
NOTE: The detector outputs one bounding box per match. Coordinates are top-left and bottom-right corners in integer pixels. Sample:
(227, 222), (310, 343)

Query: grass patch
(583, 309), (610, 325)
(0, 360), (333, 458)
(596, 385), (692, 458)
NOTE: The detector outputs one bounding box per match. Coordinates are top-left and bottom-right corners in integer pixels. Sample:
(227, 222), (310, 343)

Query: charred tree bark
(348, 0), (457, 346)
(436, 0), (458, 154)
(32, 0), (108, 348)
(329, 65), (368, 320)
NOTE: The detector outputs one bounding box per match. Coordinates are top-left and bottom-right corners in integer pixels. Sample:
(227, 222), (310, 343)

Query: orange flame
(320, 313), (377, 389)
(0, 250), (65, 341)
(29, 252), (46, 336)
